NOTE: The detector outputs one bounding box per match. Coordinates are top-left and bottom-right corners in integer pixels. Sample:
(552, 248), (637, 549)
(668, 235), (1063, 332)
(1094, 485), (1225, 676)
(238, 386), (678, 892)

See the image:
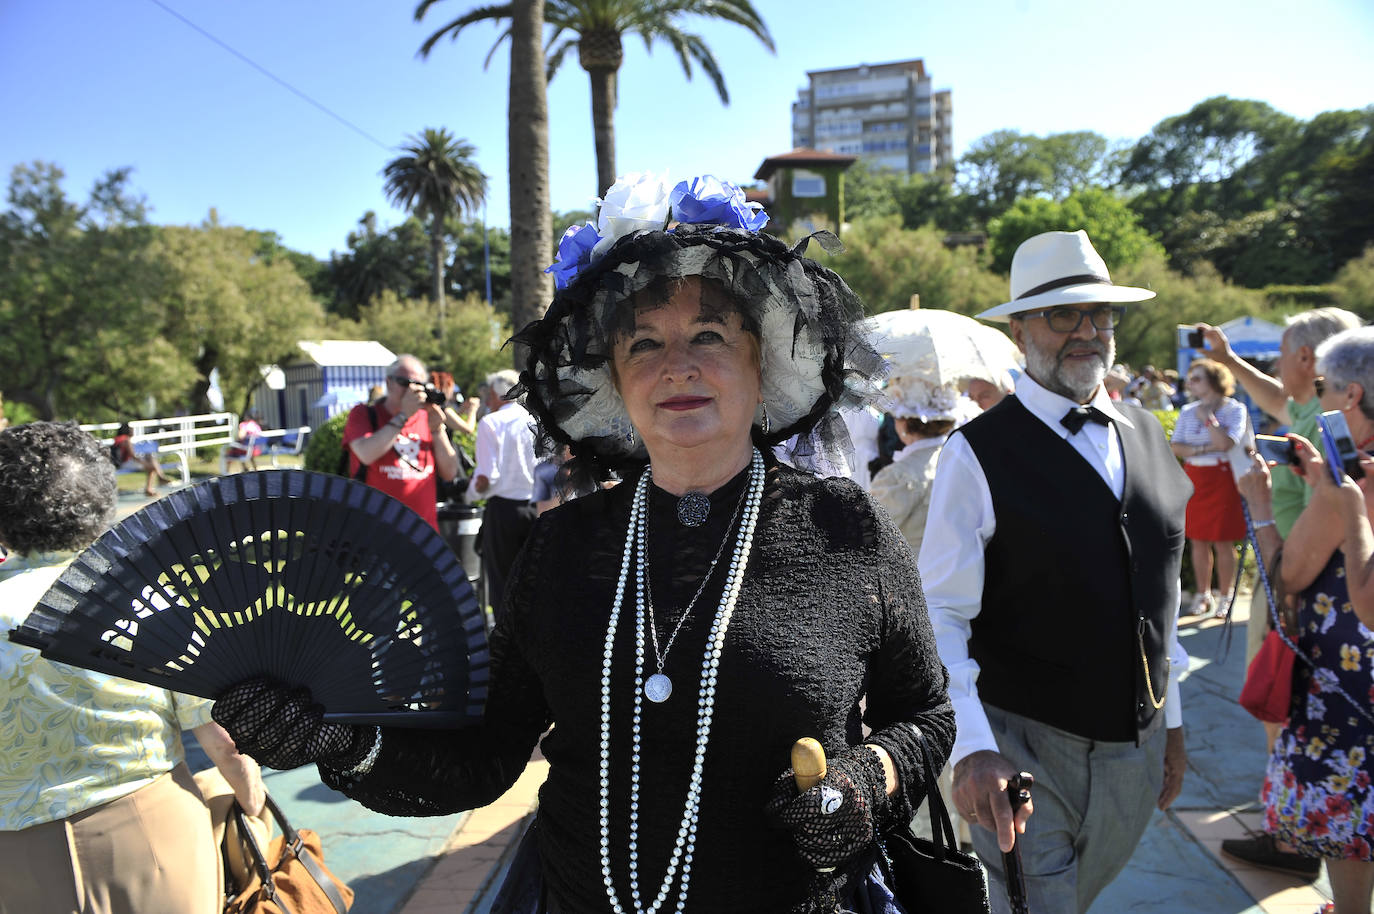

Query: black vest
(959, 395), (1192, 743)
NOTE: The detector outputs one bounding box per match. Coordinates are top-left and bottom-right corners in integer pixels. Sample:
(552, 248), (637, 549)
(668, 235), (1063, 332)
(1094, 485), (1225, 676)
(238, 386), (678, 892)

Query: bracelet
(1253, 519), (1276, 529)
(341, 727), (383, 776)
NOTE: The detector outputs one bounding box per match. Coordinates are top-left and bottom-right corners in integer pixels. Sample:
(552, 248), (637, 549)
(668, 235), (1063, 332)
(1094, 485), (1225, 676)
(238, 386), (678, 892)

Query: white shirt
(467, 401), (537, 501)
(919, 373), (1186, 767)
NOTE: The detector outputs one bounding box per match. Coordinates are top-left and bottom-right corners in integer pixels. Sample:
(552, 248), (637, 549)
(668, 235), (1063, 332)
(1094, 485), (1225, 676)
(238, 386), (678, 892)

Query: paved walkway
(136, 478), (1334, 913)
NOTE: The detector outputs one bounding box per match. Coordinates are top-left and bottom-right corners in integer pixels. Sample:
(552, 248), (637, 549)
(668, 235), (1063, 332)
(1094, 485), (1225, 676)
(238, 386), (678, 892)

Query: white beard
(1025, 337), (1113, 403)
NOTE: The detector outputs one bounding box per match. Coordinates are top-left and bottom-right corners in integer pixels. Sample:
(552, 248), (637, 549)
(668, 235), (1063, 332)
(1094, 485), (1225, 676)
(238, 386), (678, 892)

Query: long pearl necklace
(599, 449), (765, 914)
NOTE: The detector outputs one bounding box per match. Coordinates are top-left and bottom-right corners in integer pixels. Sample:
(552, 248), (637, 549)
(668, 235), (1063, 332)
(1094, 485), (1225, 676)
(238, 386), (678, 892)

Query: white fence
(81, 413), (236, 484)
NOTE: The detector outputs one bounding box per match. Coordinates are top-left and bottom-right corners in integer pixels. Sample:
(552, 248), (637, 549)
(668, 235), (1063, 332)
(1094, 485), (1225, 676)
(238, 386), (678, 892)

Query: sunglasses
(388, 374), (421, 387)
(1018, 304), (1126, 334)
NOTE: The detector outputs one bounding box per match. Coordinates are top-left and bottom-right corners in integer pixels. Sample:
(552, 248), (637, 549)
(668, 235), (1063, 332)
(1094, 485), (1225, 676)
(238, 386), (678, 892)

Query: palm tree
(382, 129), (487, 342)
(415, 0), (775, 197)
(507, 0), (554, 345)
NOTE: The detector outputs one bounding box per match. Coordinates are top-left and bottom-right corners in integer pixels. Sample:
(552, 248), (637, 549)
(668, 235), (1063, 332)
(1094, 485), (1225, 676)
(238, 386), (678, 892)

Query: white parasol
(862, 308), (1022, 388)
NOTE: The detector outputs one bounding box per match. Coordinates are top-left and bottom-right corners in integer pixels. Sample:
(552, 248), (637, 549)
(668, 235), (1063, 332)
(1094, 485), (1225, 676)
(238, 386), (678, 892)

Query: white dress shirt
(919, 373), (1187, 767)
(467, 401), (537, 501)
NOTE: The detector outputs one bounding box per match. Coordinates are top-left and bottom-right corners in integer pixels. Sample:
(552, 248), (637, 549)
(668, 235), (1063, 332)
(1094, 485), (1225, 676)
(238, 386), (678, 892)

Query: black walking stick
(1003, 772), (1034, 914)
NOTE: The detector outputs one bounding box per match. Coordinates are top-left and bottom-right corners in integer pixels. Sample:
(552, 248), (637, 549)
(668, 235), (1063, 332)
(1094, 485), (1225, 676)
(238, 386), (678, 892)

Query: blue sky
(3, 0), (1371, 260)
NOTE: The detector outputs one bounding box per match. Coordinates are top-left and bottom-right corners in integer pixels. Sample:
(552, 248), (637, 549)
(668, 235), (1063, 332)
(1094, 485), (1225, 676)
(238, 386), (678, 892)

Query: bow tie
(1061, 406), (1111, 434)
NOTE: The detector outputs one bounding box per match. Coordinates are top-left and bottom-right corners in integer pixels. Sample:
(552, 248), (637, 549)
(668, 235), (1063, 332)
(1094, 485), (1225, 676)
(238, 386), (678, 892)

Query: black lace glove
(765, 746), (888, 871)
(213, 678), (375, 771)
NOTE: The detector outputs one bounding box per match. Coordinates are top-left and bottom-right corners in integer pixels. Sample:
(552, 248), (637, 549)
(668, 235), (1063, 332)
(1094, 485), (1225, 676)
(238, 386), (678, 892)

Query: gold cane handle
(792, 737), (827, 792)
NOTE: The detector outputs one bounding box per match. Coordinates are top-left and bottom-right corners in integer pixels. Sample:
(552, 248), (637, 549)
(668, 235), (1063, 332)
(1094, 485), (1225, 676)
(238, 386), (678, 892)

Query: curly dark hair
(0, 421), (117, 555)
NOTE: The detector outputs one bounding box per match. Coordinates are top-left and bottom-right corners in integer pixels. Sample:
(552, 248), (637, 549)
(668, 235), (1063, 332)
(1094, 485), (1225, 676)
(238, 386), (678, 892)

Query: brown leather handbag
(224, 794), (354, 914)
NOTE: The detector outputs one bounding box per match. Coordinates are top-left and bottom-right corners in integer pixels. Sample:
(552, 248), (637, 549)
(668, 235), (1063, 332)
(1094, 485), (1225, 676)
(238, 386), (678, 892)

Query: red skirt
(1184, 462), (1246, 540)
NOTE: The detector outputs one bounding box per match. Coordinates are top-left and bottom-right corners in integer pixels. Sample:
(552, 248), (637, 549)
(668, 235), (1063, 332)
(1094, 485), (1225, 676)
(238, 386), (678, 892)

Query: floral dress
(1261, 551), (1374, 859)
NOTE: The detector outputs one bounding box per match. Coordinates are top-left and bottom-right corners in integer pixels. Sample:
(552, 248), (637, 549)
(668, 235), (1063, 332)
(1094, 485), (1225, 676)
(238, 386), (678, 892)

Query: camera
(1177, 325), (1204, 349)
(422, 383), (446, 406)
(1254, 434), (1297, 467)
(1317, 410), (1366, 483)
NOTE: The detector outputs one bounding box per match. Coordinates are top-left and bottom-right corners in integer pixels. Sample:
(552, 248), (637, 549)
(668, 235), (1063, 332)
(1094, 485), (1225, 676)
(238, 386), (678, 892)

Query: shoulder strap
(233, 795), (351, 914)
(352, 405), (379, 482)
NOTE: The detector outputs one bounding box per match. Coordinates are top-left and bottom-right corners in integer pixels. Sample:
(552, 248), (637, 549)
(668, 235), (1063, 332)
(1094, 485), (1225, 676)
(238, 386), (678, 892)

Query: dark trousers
(481, 496), (537, 622)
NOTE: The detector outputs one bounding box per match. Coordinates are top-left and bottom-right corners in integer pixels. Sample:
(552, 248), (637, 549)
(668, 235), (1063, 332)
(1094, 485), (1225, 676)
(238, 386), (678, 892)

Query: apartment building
(791, 58), (953, 176)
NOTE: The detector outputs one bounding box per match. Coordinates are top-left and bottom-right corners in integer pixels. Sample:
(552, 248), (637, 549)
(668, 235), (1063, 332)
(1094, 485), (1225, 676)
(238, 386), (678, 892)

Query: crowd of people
(2, 170), (1370, 914)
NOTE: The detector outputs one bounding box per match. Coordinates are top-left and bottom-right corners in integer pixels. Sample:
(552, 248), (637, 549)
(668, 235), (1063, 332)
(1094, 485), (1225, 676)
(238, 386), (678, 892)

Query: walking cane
(792, 738), (841, 913)
(1004, 772), (1034, 914)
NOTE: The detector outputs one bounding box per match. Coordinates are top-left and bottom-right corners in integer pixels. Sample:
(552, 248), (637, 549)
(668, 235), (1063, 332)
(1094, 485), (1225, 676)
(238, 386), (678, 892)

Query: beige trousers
(0, 763), (219, 914)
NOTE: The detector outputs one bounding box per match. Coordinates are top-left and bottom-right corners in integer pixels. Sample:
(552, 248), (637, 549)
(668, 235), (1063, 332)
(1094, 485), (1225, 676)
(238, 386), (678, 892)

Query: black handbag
(879, 727), (991, 914)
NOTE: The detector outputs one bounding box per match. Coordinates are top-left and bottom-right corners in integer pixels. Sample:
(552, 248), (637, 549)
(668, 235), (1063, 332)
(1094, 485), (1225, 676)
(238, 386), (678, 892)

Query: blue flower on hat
(669, 175), (769, 232)
(545, 222), (602, 290)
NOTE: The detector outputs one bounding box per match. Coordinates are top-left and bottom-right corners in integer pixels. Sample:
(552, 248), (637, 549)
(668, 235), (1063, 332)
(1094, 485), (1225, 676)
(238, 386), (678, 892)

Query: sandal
(1188, 591), (1216, 616)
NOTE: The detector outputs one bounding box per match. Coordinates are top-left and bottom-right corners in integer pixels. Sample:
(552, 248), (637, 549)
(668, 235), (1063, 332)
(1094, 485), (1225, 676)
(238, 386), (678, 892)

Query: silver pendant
(644, 672), (673, 703)
(676, 492), (710, 527)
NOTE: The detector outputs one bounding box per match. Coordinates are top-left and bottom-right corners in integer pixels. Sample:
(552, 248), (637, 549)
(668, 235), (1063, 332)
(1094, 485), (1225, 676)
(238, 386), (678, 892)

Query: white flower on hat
(885, 375), (963, 422)
(592, 171), (672, 258)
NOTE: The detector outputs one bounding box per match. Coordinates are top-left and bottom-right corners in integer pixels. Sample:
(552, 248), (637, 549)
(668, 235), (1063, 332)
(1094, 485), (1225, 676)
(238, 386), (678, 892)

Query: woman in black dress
(213, 174), (953, 913)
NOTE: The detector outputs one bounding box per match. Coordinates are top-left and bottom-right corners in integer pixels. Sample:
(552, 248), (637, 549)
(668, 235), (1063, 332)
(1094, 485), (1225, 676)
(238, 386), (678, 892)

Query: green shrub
(1262, 285), (1335, 309)
(303, 413), (349, 475)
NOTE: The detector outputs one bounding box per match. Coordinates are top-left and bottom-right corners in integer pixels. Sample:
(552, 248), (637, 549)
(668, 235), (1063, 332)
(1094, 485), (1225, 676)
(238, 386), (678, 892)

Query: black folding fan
(9, 470), (488, 727)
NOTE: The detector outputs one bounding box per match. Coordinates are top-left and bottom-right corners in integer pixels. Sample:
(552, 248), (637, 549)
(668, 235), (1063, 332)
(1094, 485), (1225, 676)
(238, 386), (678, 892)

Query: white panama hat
(977, 230), (1156, 322)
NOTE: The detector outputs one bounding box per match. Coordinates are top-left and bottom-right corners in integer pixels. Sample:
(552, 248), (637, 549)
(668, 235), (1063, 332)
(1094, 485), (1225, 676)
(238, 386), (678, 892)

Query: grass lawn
(116, 453), (305, 496)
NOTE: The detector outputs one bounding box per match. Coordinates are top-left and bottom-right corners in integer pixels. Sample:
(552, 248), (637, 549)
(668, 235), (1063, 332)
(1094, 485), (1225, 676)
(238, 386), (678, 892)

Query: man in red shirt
(342, 354), (459, 530)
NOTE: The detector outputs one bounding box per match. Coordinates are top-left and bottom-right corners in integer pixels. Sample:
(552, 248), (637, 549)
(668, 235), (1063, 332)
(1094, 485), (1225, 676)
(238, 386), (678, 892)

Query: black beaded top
(321, 459), (953, 913)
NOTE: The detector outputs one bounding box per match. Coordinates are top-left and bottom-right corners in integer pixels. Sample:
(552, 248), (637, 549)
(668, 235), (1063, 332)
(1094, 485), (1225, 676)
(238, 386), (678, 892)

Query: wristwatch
(389, 413), (408, 430)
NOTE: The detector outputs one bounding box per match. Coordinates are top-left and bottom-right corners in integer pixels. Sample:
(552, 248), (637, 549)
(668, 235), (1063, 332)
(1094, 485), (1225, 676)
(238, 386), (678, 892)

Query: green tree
(987, 188), (1165, 275)
(354, 290), (511, 395)
(417, 0), (774, 197)
(1121, 96), (1299, 234)
(1330, 246), (1374, 321)
(153, 218), (326, 414)
(0, 162), (192, 421)
(829, 216), (1005, 317)
(448, 217), (512, 308)
(327, 213), (435, 318)
(382, 128), (488, 343)
(843, 162), (971, 231)
(1111, 251), (1274, 370)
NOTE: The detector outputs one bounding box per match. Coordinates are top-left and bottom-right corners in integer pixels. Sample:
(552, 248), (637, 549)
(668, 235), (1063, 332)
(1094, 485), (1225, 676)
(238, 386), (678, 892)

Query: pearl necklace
(599, 449), (765, 914)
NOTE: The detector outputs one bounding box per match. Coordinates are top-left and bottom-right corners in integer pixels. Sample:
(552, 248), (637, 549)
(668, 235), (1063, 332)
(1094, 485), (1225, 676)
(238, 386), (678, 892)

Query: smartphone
(1317, 410), (1366, 483)
(1254, 434), (1298, 467)
(1176, 325), (1204, 349)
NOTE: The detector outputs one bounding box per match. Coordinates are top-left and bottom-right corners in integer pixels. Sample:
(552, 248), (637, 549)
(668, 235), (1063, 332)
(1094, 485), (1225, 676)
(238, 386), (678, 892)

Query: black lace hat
(511, 173), (885, 484)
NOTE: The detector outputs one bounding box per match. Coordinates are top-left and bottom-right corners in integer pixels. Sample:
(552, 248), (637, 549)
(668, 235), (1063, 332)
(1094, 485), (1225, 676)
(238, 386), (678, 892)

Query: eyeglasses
(1019, 304), (1126, 334)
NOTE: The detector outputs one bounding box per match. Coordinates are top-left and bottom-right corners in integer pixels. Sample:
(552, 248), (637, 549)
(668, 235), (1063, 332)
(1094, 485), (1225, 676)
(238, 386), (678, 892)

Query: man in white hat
(919, 230), (1193, 912)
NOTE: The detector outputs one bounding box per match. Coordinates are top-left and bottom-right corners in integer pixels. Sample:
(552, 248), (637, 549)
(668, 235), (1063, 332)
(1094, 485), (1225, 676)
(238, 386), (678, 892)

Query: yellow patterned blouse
(0, 555), (214, 830)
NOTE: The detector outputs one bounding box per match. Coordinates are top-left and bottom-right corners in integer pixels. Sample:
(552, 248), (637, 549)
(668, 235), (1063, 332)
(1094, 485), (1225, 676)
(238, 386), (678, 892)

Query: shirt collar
(894, 436), (946, 461)
(1014, 373), (1135, 437)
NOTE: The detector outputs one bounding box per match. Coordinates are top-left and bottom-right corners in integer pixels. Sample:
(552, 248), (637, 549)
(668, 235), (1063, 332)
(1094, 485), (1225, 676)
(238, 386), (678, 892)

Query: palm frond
(683, 32), (728, 102)
(483, 28), (514, 69)
(545, 37), (579, 82)
(416, 3), (515, 59)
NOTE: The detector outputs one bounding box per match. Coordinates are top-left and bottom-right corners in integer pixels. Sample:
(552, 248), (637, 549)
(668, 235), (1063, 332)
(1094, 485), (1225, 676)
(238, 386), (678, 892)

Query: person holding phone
(1169, 359), (1249, 617)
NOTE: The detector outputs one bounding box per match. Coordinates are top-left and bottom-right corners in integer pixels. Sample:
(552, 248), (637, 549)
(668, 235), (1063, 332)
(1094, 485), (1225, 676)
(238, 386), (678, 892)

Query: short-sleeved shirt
(342, 401), (441, 530)
(1, 556), (214, 830)
(1170, 398), (1247, 457)
(1273, 396), (1324, 538)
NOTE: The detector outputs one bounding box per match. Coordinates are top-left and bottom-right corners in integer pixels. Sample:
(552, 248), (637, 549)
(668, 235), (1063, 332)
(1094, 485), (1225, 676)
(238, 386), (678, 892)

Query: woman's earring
(759, 403), (770, 435)
(625, 427), (635, 448)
